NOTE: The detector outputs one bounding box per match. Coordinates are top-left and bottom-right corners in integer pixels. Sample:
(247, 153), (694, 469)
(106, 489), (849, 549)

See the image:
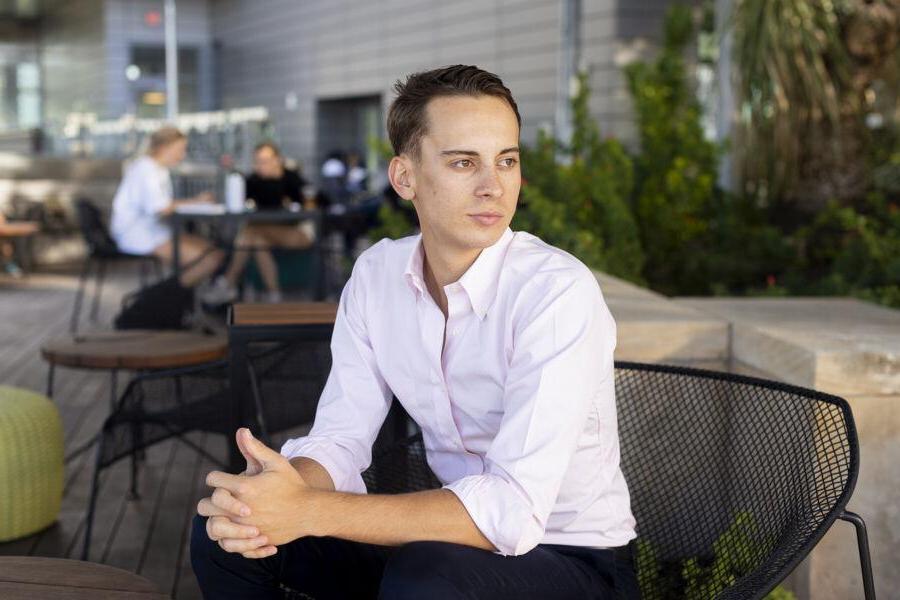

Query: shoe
(263, 290), (283, 304)
(200, 276), (237, 305)
(3, 262), (23, 278)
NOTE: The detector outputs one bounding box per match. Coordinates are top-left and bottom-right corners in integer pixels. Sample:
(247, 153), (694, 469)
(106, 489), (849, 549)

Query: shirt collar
(403, 228), (515, 320)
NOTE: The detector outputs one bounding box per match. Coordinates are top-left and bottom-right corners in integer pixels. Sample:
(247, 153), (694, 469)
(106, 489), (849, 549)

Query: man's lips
(470, 213), (503, 226)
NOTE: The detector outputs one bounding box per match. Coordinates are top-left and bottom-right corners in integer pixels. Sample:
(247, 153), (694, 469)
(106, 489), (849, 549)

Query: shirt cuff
(280, 436), (368, 495)
(444, 474), (542, 556)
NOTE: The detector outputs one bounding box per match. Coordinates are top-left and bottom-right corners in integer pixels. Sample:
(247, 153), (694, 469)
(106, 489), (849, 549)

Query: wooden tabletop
(0, 556), (168, 599)
(231, 302), (338, 326)
(41, 330), (227, 370)
(0, 221), (39, 237)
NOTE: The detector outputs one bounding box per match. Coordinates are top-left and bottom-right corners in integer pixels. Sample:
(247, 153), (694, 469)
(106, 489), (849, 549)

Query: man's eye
(452, 159), (473, 168)
(499, 158), (518, 167)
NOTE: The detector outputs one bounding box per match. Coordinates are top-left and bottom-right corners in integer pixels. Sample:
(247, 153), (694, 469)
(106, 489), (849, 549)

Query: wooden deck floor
(0, 268), (307, 599)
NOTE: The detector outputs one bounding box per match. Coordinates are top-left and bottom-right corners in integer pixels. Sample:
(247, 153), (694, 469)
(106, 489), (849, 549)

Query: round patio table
(41, 329), (227, 461)
(0, 556), (168, 599)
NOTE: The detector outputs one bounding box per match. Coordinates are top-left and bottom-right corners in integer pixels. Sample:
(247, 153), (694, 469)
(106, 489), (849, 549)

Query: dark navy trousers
(191, 515), (640, 599)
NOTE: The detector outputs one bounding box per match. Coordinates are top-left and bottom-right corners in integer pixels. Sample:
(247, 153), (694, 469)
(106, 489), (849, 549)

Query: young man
(191, 65), (638, 599)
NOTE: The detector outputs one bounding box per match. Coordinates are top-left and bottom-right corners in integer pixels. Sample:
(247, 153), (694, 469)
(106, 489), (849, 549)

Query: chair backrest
(246, 339), (334, 434)
(75, 198), (119, 257)
(101, 360), (231, 469)
(614, 362), (857, 599)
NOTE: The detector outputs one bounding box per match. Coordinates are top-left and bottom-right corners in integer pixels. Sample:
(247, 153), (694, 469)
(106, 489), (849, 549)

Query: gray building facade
(2, 0), (685, 173)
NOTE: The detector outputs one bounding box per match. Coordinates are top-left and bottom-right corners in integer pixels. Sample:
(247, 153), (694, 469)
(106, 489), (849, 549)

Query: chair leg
(152, 256), (163, 282)
(82, 437), (105, 561)
(70, 258), (92, 334)
(130, 433), (140, 499)
(90, 259), (106, 322)
(839, 510), (876, 600)
(46, 363), (55, 398)
(139, 258), (148, 288)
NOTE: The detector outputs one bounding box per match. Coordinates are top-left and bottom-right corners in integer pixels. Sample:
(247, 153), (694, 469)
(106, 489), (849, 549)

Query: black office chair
(70, 198), (162, 333)
(358, 362), (875, 600)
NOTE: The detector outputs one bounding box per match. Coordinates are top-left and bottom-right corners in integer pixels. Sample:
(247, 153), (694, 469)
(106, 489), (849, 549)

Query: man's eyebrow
(439, 147), (520, 157)
(440, 149), (479, 157)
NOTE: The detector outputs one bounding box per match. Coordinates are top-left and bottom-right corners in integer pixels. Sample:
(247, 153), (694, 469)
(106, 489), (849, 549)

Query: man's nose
(475, 166), (503, 198)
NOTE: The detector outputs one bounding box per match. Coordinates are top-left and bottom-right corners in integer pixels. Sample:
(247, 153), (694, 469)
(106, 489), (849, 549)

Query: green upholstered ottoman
(0, 386), (63, 541)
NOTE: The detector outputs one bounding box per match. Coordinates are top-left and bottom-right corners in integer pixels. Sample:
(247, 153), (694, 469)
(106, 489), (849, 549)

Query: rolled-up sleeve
(280, 258), (393, 494)
(444, 272), (616, 556)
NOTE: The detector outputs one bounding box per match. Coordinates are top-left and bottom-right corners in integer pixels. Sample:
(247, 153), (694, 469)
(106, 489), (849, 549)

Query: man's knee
(379, 541), (474, 599)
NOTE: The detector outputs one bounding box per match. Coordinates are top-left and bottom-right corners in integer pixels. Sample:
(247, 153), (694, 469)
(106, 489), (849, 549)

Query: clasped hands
(197, 428), (319, 559)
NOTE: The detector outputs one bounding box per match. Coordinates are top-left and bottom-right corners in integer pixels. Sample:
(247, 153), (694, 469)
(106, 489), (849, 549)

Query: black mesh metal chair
(80, 340), (334, 560)
(82, 360), (231, 560)
(245, 339), (409, 457)
(71, 198), (162, 333)
(358, 362), (875, 599)
(245, 340), (333, 445)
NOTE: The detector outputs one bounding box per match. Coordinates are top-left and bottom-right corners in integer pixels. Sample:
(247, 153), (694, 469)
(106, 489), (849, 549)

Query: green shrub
(623, 4), (720, 295)
(514, 72), (645, 282)
(637, 511), (797, 600)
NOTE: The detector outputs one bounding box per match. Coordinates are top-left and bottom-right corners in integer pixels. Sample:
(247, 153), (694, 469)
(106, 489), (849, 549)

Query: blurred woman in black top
(204, 142), (316, 304)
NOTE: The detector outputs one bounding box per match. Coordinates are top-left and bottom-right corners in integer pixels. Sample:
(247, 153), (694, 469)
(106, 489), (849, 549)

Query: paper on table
(174, 203), (227, 215)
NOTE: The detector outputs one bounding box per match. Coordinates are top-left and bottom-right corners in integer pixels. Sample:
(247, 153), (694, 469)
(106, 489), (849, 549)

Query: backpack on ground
(114, 276), (194, 330)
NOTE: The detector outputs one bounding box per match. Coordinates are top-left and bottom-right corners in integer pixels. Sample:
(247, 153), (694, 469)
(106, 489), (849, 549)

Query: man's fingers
(211, 487), (251, 517)
(205, 515), (259, 542)
(197, 497), (232, 518)
(205, 470), (245, 494)
(217, 536), (269, 554)
(241, 545), (278, 559)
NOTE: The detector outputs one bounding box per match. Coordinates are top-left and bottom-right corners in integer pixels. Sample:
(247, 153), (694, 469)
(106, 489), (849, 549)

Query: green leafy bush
(513, 72), (645, 282)
(637, 511), (797, 600)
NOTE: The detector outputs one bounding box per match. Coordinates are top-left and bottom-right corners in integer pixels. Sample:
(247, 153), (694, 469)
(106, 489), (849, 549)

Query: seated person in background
(204, 142), (316, 304)
(0, 213), (23, 278)
(110, 126), (223, 288)
(345, 151), (368, 194)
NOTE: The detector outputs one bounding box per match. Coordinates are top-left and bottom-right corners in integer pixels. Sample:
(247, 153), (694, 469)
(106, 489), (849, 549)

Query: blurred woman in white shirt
(110, 126), (223, 287)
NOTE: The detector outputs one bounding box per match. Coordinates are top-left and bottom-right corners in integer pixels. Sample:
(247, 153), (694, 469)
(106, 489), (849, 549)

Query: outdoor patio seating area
(1, 1), (898, 598)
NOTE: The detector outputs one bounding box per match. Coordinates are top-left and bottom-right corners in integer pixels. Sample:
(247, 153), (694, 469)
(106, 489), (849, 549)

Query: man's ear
(388, 155), (416, 201)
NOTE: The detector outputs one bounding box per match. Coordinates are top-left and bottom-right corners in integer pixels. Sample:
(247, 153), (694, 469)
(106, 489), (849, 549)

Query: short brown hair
(148, 126), (186, 154)
(387, 65), (521, 159)
(254, 141), (281, 156)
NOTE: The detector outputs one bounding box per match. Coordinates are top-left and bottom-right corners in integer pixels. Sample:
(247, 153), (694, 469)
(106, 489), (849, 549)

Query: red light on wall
(144, 10), (162, 27)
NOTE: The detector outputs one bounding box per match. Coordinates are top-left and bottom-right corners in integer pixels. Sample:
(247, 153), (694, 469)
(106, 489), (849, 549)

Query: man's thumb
(239, 428), (282, 468)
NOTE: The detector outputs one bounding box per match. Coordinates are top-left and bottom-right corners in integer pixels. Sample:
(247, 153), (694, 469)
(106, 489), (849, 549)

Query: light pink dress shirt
(281, 228), (636, 556)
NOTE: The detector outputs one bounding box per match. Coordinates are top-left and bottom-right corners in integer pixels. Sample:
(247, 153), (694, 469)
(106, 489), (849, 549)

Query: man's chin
(463, 225), (508, 250)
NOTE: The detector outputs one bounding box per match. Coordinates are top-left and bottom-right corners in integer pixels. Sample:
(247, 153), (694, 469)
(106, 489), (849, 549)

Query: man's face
(392, 94), (521, 255)
(253, 147), (282, 178)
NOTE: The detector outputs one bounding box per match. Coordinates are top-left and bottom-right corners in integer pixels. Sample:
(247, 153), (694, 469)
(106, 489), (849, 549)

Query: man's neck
(421, 233), (481, 319)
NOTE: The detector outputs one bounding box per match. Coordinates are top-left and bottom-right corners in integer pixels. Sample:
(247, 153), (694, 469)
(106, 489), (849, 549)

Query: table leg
(172, 215), (181, 280)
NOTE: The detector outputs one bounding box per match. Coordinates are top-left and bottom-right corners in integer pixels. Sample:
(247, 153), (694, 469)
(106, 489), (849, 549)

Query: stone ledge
(593, 272), (730, 363)
(674, 297), (900, 397)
